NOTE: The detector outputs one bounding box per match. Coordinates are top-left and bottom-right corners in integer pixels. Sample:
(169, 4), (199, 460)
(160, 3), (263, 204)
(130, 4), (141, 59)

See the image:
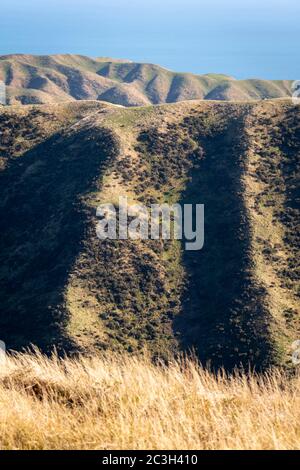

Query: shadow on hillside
(0, 125), (119, 353)
(174, 117), (274, 371)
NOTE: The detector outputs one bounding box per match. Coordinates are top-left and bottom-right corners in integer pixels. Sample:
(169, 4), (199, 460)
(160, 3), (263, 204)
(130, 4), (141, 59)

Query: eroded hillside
(0, 54), (293, 106)
(0, 99), (299, 370)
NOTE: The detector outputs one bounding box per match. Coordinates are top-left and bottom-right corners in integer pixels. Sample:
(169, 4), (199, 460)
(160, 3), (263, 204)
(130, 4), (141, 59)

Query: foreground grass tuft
(0, 350), (299, 450)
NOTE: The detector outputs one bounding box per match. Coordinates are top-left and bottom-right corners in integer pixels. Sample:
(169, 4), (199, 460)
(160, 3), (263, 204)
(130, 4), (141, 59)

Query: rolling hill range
(0, 54), (294, 106)
(0, 99), (299, 370)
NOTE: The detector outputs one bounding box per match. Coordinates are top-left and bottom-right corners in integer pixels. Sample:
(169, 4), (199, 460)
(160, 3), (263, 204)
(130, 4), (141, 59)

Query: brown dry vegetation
(0, 350), (299, 450)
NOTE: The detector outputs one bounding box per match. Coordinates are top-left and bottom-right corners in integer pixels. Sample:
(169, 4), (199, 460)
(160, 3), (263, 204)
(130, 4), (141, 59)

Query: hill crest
(0, 54), (293, 106)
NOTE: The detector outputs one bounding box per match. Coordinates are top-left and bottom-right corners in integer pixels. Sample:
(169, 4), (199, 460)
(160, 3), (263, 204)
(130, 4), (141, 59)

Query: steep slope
(0, 99), (299, 370)
(0, 54), (293, 106)
(244, 102), (300, 354)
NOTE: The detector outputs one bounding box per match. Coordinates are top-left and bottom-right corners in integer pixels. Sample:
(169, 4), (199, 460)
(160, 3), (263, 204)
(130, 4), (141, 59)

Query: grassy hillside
(0, 99), (299, 371)
(0, 54), (293, 106)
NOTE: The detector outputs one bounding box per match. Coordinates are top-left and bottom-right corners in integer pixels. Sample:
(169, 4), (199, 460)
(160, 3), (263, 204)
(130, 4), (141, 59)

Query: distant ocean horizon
(1, 0), (299, 80)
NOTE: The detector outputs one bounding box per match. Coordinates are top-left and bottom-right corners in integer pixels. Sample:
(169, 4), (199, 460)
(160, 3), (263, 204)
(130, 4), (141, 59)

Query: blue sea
(1, 0), (299, 79)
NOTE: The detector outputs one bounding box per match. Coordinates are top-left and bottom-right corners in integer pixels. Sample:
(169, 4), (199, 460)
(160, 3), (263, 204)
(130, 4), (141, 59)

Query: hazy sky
(1, 0), (299, 78)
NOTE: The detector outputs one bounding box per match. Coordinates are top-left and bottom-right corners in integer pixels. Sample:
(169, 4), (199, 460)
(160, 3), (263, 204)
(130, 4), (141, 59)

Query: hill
(0, 99), (299, 370)
(0, 54), (293, 106)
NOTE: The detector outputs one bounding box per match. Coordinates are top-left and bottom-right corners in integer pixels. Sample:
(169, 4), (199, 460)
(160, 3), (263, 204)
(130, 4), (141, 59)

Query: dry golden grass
(0, 350), (299, 450)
